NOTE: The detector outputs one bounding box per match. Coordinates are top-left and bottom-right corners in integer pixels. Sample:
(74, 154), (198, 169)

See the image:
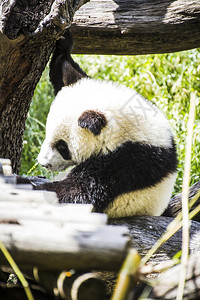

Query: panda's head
(38, 78), (172, 172)
(37, 107), (109, 171)
(37, 80), (112, 171)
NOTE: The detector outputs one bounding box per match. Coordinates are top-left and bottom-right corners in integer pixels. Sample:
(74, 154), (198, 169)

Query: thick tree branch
(71, 0), (200, 55)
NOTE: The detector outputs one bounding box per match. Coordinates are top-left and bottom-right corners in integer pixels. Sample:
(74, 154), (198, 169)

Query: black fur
(29, 140), (177, 213)
(78, 110), (107, 135)
(49, 29), (88, 95)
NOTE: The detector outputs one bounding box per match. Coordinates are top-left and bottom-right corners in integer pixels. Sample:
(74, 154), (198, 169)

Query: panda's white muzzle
(38, 139), (75, 172)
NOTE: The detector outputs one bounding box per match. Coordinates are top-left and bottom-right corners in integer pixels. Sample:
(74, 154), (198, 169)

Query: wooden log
(164, 180), (200, 221)
(0, 223), (130, 271)
(71, 0), (200, 55)
(111, 216), (200, 264)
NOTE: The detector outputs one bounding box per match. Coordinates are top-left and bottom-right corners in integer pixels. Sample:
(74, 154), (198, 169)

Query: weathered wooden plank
(71, 0), (200, 55)
(1, 215), (200, 272)
(0, 223), (130, 271)
(0, 206), (107, 225)
(0, 187), (57, 204)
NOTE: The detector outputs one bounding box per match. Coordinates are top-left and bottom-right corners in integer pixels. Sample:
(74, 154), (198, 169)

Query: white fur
(105, 173), (177, 218)
(38, 78), (173, 170)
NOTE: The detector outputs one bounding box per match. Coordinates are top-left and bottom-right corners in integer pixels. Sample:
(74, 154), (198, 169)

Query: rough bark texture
(0, 35), (54, 173)
(71, 0), (200, 55)
(164, 180), (200, 221)
(111, 216), (200, 264)
(0, 0), (86, 173)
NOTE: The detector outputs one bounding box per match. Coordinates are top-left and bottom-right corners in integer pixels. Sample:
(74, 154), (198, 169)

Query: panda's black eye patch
(55, 140), (71, 160)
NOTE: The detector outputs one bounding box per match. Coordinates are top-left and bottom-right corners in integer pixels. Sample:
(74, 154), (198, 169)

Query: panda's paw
(16, 175), (51, 188)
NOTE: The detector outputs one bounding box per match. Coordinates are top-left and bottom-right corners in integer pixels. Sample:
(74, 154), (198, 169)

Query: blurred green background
(20, 50), (200, 194)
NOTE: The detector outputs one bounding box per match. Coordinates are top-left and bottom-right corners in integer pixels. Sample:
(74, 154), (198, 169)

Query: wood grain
(71, 0), (200, 55)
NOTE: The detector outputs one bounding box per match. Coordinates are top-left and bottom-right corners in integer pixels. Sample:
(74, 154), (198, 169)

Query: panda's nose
(42, 163), (52, 169)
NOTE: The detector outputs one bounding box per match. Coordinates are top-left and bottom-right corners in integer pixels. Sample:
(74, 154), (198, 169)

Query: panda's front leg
(33, 173), (111, 213)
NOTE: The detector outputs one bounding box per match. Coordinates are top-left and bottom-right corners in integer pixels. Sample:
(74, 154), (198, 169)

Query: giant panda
(36, 77), (177, 218)
(18, 30), (177, 218)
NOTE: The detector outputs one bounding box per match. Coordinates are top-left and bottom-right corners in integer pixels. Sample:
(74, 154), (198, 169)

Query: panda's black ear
(49, 29), (88, 95)
(78, 110), (107, 135)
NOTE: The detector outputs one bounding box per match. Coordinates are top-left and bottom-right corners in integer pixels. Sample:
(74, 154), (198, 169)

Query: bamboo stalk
(111, 249), (140, 300)
(176, 92), (196, 300)
(0, 240), (34, 300)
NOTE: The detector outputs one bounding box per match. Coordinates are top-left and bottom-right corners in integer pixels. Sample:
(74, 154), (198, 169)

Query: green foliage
(20, 50), (200, 193)
(20, 68), (55, 178)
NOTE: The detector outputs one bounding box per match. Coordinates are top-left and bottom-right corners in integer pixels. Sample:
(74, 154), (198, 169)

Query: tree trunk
(0, 34), (54, 173)
(0, 0), (86, 173)
(71, 0), (200, 55)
